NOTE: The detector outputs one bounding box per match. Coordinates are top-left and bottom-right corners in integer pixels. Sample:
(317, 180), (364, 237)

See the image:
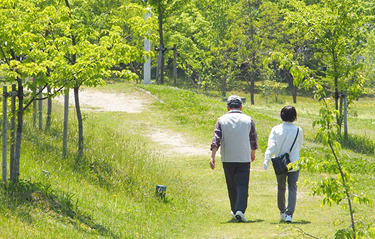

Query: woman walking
(263, 106), (303, 223)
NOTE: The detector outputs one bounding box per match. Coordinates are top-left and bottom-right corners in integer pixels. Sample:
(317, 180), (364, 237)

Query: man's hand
(251, 150), (256, 162)
(210, 147), (218, 170)
(210, 158), (215, 170)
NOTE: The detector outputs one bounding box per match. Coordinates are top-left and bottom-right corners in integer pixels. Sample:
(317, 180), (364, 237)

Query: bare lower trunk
(33, 77), (37, 126)
(12, 79), (24, 184)
(250, 73), (255, 105)
(10, 84), (16, 181)
(2, 86), (7, 183)
(160, 55), (164, 84)
(158, 1), (164, 84)
(38, 85), (43, 130)
(63, 89), (69, 156)
(45, 86), (52, 131)
(74, 86), (84, 158)
(221, 75), (227, 98)
(338, 95), (343, 134)
(329, 142), (356, 238)
(283, 69), (298, 103)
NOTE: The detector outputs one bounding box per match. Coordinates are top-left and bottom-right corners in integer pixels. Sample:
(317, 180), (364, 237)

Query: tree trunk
(328, 142), (356, 238)
(63, 88), (69, 156)
(198, 76), (202, 93)
(221, 75), (227, 98)
(10, 84), (16, 181)
(38, 85), (43, 130)
(173, 44), (177, 84)
(45, 86), (52, 131)
(250, 72), (255, 105)
(243, 70), (255, 105)
(74, 86), (84, 158)
(2, 86), (8, 184)
(332, 49), (341, 131)
(12, 78), (24, 184)
(156, 45), (163, 84)
(158, 1), (164, 84)
(32, 77), (37, 126)
(292, 87), (297, 104)
(160, 55), (164, 84)
(338, 94), (344, 133)
(283, 69), (297, 103)
(250, 55), (257, 105)
(343, 94), (348, 138)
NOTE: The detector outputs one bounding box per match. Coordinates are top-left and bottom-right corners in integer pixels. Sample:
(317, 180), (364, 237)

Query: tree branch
(23, 83), (48, 111)
(119, 33), (133, 43)
(294, 227), (319, 239)
(91, 9), (112, 26)
(0, 45), (10, 66)
(322, 98), (356, 238)
(23, 79), (74, 111)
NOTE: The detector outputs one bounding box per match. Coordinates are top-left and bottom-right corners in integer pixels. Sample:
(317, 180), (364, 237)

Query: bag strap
(289, 127), (299, 153)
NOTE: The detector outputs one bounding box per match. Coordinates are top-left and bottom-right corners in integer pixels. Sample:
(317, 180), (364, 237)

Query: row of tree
(1, 0), (374, 181)
(154, 0), (375, 130)
(0, 0), (158, 183)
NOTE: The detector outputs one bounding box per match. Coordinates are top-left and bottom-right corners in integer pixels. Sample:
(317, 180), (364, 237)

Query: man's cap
(227, 95), (242, 105)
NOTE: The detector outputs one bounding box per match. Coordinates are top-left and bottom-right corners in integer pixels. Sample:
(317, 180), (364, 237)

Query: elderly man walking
(210, 95), (258, 222)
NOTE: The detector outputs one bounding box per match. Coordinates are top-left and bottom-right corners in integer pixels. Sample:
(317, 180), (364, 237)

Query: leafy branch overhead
(0, 0), (159, 181)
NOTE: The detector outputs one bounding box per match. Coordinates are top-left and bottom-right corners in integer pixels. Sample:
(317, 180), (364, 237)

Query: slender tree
(0, 0), (157, 182)
(287, 0), (366, 132)
(147, 0), (186, 84)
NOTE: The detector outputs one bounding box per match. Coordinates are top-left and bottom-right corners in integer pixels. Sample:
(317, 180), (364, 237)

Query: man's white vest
(219, 111), (252, 163)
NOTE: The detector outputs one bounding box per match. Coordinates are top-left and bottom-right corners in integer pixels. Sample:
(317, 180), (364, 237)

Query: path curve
(55, 88), (209, 157)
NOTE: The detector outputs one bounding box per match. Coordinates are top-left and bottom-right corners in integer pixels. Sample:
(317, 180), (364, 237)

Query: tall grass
(0, 100), (205, 238)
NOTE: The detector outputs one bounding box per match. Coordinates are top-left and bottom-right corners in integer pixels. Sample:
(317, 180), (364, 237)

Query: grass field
(0, 82), (374, 238)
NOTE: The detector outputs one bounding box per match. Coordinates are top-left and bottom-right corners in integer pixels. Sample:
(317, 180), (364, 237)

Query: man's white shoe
(235, 211), (247, 222)
(231, 211), (236, 219)
(280, 212), (286, 220)
(285, 214), (292, 223)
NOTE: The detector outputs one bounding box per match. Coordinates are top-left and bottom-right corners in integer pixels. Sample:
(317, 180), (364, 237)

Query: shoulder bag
(271, 127), (299, 175)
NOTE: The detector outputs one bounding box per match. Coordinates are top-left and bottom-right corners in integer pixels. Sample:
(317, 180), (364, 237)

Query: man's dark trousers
(222, 162), (250, 214)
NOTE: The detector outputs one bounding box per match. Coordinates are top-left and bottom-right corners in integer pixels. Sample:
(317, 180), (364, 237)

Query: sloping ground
(55, 88), (209, 156)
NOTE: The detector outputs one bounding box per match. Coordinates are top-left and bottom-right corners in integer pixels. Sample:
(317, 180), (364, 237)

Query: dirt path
(55, 89), (148, 113)
(55, 88), (209, 156)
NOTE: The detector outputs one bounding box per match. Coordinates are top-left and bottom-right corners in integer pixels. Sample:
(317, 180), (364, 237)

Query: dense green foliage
(157, 0), (374, 104)
(0, 0), (158, 181)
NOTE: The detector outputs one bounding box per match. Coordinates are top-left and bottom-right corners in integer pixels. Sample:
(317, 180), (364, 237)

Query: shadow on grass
(22, 125), (121, 191)
(0, 180), (118, 238)
(224, 218), (264, 224)
(337, 134), (375, 155)
(73, 156), (118, 190)
(314, 132), (375, 156)
(270, 219), (311, 225)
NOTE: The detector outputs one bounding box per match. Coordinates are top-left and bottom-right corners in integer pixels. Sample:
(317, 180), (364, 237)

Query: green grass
(0, 81), (374, 238)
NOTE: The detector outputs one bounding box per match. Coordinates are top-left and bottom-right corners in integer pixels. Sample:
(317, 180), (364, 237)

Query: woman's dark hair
(280, 106), (297, 122)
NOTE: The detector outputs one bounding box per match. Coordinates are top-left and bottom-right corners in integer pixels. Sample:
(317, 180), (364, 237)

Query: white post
(144, 7), (152, 85)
